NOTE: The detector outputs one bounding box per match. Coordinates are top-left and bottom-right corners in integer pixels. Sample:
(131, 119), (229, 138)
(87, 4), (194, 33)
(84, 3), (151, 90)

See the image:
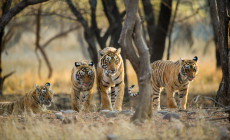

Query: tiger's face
(99, 48), (122, 76)
(35, 83), (53, 107)
(74, 61), (95, 88)
(180, 56), (198, 81)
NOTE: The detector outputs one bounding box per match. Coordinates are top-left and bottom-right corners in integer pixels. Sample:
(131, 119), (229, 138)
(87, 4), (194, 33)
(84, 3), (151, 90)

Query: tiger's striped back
(129, 56), (198, 110)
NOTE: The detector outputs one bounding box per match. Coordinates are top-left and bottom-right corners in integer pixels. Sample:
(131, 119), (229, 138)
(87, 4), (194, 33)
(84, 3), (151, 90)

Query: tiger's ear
(34, 84), (39, 92)
(193, 56), (198, 62)
(45, 82), (51, 88)
(179, 58), (182, 65)
(88, 61), (94, 66)
(75, 62), (80, 67)
(116, 48), (121, 54)
(99, 50), (104, 57)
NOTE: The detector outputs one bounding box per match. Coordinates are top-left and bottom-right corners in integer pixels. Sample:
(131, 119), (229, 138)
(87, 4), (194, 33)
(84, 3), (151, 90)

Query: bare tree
(142, 0), (172, 62)
(0, 0), (49, 96)
(167, 0), (180, 60)
(119, 0), (152, 122)
(214, 0), (230, 105)
(209, 0), (221, 68)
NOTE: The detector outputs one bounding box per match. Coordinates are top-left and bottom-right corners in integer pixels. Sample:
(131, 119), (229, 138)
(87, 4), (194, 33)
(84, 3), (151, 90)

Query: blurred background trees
(0, 0), (229, 108)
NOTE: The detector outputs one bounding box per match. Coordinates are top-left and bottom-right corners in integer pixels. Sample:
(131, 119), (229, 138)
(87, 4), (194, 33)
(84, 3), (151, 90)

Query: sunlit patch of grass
(0, 110), (225, 140)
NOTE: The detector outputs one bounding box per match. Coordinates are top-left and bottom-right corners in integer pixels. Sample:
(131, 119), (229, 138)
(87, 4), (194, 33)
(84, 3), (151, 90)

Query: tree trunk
(209, 0), (221, 68)
(151, 0), (172, 62)
(216, 0), (230, 106)
(119, 0), (152, 122)
(141, 0), (155, 57)
(0, 29), (4, 96)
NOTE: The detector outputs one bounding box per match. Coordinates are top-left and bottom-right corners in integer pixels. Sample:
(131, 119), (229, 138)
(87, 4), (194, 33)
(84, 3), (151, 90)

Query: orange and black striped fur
(0, 83), (53, 115)
(71, 61), (95, 112)
(129, 56), (198, 110)
(97, 47), (124, 111)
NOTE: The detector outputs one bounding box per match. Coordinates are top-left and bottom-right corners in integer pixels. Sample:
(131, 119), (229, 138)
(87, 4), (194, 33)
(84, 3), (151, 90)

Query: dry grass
(0, 109), (229, 140)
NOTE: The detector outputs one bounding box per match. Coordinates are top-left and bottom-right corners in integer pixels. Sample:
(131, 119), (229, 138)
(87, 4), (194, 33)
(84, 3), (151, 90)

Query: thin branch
(3, 71), (15, 81)
(167, 0), (180, 60)
(42, 26), (80, 48)
(0, 0), (49, 30)
(66, 0), (89, 29)
(191, 95), (225, 109)
(204, 96), (225, 107)
(35, 50), (42, 78)
(176, 5), (208, 23)
(35, 5), (52, 78)
(23, 12), (77, 21)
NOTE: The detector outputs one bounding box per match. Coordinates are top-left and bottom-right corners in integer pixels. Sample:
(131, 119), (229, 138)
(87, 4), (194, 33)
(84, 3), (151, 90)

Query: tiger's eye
(193, 66), (196, 72)
(185, 64), (190, 69)
(80, 70), (85, 76)
(42, 88), (46, 94)
(88, 70), (92, 75)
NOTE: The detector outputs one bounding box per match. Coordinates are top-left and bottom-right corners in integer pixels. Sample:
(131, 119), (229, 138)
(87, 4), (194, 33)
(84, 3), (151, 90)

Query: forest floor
(0, 92), (230, 140)
(0, 106), (229, 140)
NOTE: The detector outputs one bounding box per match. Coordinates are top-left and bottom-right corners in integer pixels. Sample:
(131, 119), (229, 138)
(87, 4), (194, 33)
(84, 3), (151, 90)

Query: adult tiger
(97, 47), (125, 111)
(0, 83), (53, 115)
(129, 56), (199, 110)
(71, 61), (95, 112)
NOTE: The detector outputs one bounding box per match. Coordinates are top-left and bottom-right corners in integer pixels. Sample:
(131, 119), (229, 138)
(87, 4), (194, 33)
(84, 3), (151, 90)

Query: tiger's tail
(128, 85), (139, 97)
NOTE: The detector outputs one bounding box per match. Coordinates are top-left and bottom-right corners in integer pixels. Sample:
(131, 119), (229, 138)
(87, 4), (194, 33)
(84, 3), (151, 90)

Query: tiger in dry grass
(71, 61), (96, 112)
(0, 83), (53, 115)
(129, 56), (199, 110)
(97, 47), (125, 111)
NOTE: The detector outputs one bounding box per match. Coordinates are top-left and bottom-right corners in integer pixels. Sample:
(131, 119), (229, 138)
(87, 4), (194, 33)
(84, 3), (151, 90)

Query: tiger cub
(97, 47), (125, 111)
(129, 56), (198, 110)
(71, 61), (95, 112)
(0, 83), (53, 115)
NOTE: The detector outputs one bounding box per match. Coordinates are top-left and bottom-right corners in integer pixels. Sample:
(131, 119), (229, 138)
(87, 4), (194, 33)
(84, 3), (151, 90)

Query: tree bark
(66, 0), (98, 65)
(167, 0), (180, 60)
(0, 0), (49, 31)
(216, 0), (230, 106)
(141, 0), (155, 57)
(151, 0), (172, 62)
(119, 0), (152, 122)
(209, 0), (221, 68)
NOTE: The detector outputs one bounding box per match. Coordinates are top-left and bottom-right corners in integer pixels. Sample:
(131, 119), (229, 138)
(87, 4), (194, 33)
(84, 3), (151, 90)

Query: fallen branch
(191, 95), (225, 109)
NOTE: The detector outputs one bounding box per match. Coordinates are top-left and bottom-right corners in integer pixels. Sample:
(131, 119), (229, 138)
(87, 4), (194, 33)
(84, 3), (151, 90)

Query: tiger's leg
(111, 86), (116, 109)
(179, 88), (188, 110)
(152, 87), (161, 110)
(99, 83), (112, 111)
(166, 87), (177, 108)
(71, 89), (81, 112)
(114, 82), (125, 111)
(83, 88), (93, 112)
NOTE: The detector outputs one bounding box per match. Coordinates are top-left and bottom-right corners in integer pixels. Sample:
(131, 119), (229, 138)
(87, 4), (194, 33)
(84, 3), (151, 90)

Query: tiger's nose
(110, 69), (116, 73)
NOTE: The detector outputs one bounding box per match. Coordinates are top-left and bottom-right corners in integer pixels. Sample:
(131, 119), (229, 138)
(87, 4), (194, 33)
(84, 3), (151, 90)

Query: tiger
(97, 47), (125, 111)
(129, 56), (199, 110)
(0, 82), (53, 115)
(71, 61), (96, 112)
